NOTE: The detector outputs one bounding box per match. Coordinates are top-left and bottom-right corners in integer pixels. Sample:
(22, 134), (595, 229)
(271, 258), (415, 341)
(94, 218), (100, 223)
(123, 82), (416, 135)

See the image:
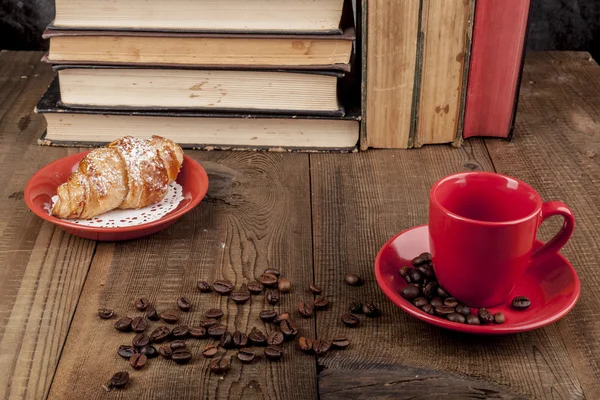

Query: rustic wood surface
(0, 51), (598, 400)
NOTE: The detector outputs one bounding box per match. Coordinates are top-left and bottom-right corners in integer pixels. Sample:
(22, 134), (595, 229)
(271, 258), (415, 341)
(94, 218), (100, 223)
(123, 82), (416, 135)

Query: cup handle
(531, 201), (575, 264)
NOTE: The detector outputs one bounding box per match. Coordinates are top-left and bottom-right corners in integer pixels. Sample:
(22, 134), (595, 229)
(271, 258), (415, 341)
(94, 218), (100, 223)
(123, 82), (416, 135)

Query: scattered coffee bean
(419, 252), (432, 262)
(437, 287), (450, 298)
(208, 324), (227, 338)
(313, 339), (332, 356)
(247, 281), (264, 294)
(170, 340), (186, 350)
(430, 297), (443, 307)
(478, 308), (494, 324)
(267, 331), (285, 346)
(231, 286), (251, 304)
(280, 319), (299, 338)
(132, 333), (150, 348)
(422, 282), (439, 298)
(177, 297), (192, 312)
(362, 302), (381, 317)
(444, 298), (459, 308)
(98, 308), (114, 319)
(298, 337), (313, 353)
(331, 337), (350, 349)
(345, 273), (364, 286)
(134, 298), (150, 311)
(213, 280), (234, 295)
(434, 306), (455, 317)
(140, 345), (158, 359)
(278, 278), (292, 293)
(455, 304), (471, 315)
(197, 281), (212, 293)
(171, 325), (189, 339)
(349, 301), (363, 314)
(233, 331), (248, 348)
(205, 308), (224, 319)
(447, 313), (466, 323)
(341, 314), (360, 327)
(131, 316), (148, 333)
(248, 327), (267, 346)
(421, 304), (435, 315)
(309, 284), (322, 295)
(159, 311), (179, 324)
(274, 312), (291, 324)
(408, 269), (423, 283)
(416, 265), (435, 278)
(298, 302), (313, 318)
(237, 349), (256, 364)
(202, 344), (218, 358)
(264, 268), (281, 277)
(494, 312), (506, 324)
(264, 346), (283, 361)
(159, 345), (173, 359)
(114, 317), (133, 332)
(266, 288), (280, 305)
(149, 326), (171, 343)
(189, 327), (207, 339)
(413, 297), (429, 308)
(219, 331), (234, 348)
(412, 255), (428, 266)
(110, 372), (129, 389)
(258, 273), (278, 287)
(209, 357), (230, 373)
(117, 345), (137, 359)
(201, 318), (218, 328)
(260, 310), (278, 322)
(399, 266), (412, 278)
(512, 296), (531, 310)
(146, 307), (159, 321)
(400, 285), (420, 300)
(172, 349), (192, 364)
(314, 296), (329, 310)
(466, 314), (481, 325)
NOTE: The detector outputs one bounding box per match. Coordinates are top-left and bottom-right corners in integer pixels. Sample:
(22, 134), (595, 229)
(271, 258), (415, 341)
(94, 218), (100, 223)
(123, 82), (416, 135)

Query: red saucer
(24, 151), (208, 241)
(374, 225), (580, 334)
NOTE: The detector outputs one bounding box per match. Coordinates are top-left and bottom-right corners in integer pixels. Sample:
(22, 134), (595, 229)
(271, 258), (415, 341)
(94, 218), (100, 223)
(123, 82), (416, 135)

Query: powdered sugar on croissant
(51, 136), (184, 219)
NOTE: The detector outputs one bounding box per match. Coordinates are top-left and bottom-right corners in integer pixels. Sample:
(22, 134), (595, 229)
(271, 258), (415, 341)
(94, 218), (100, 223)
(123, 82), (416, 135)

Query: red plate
(375, 225), (580, 334)
(24, 151), (208, 241)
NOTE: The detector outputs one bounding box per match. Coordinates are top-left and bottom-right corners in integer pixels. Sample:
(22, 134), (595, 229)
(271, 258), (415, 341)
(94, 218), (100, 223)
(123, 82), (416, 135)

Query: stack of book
(36, 0), (361, 151)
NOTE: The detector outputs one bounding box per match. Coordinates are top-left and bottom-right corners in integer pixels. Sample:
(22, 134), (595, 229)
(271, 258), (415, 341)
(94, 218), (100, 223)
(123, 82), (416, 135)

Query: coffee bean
(201, 318), (218, 328)
(117, 345), (137, 359)
(146, 307), (159, 321)
(455, 304), (471, 316)
(437, 287), (451, 298)
(423, 282), (439, 298)
(349, 301), (363, 314)
(258, 273), (278, 287)
(298, 302), (313, 318)
(230, 286), (251, 304)
(478, 308), (494, 324)
(197, 281), (212, 293)
(159, 311), (179, 324)
(150, 326), (171, 343)
(511, 296), (531, 310)
(159, 345), (173, 359)
(205, 308), (224, 319)
(341, 314), (360, 327)
(331, 337), (350, 349)
(274, 312), (291, 324)
(213, 280), (234, 295)
(170, 340), (186, 350)
(413, 297), (429, 308)
(404, 274), (413, 284)
(419, 252), (432, 262)
(264, 345), (283, 361)
(208, 324), (227, 338)
(202, 344), (218, 358)
(260, 310), (278, 322)
(400, 285), (420, 300)
(362, 302), (381, 317)
(190, 327), (207, 339)
(408, 269), (423, 283)
(140, 345), (158, 359)
(110, 372), (129, 389)
(313, 296), (329, 310)
(237, 349), (256, 364)
(98, 308), (114, 319)
(399, 266), (412, 278)
(114, 317), (133, 332)
(421, 304), (435, 315)
(434, 306), (455, 317)
(248, 327), (267, 345)
(412, 256), (428, 266)
(171, 324), (189, 339)
(219, 331), (234, 348)
(416, 265), (435, 278)
(247, 281), (264, 294)
(233, 331), (249, 348)
(313, 339), (331, 356)
(278, 278), (292, 293)
(447, 313), (466, 323)
(494, 312), (506, 324)
(132, 333), (150, 348)
(129, 353), (147, 370)
(209, 357), (230, 373)
(444, 298), (459, 308)
(279, 319), (299, 338)
(298, 337), (313, 353)
(264, 268), (281, 277)
(267, 331), (285, 346)
(131, 317), (148, 333)
(172, 349), (192, 364)
(134, 298), (149, 311)
(466, 314), (481, 325)
(345, 273), (364, 286)
(309, 284), (322, 294)
(266, 288), (280, 305)
(177, 297), (192, 312)
(430, 297), (443, 307)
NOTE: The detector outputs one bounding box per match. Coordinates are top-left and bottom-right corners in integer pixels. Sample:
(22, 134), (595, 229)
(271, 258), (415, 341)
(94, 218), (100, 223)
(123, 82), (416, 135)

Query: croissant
(51, 136), (184, 219)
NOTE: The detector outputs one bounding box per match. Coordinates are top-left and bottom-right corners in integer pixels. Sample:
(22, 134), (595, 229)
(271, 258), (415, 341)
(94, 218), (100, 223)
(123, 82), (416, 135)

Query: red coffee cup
(428, 172), (575, 308)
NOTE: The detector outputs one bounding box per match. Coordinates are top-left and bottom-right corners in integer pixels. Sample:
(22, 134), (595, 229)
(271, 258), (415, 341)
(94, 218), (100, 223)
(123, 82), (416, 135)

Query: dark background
(0, 0), (599, 60)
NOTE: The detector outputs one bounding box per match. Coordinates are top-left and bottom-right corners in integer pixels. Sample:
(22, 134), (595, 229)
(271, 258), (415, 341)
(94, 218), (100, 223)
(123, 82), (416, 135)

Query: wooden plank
(485, 51), (600, 399)
(415, 0), (474, 146)
(48, 152), (317, 399)
(310, 139), (585, 398)
(365, 0), (420, 149)
(0, 51), (98, 400)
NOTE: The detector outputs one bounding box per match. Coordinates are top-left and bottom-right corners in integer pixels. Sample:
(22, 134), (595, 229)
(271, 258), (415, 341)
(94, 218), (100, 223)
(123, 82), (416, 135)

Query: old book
(35, 78), (360, 151)
(52, 0), (345, 33)
(54, 65), (345, 115)
(463, 0), (531, 139)
(43, 28), (354, 70)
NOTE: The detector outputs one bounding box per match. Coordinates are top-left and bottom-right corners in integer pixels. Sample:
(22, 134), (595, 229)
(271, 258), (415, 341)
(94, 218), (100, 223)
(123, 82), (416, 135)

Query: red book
(463, 0), (531, 139)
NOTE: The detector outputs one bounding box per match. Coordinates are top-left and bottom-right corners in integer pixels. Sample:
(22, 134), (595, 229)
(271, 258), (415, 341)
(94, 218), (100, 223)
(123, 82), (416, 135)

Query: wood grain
(310, 138), (585, 398)
(48, 152), (317, 399)
(366, 0), (420, 148)
(0, 51), (97, 400)
(415, 0), (474, 146)
(485, 51), (600, 398)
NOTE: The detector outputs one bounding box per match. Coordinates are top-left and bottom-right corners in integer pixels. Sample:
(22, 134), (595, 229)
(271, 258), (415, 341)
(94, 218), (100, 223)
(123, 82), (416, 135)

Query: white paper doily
(44, 182), (184, 227)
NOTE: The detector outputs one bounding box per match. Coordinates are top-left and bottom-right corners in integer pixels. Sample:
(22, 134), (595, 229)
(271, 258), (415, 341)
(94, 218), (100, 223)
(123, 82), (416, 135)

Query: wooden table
(1, 50), (599, 400)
